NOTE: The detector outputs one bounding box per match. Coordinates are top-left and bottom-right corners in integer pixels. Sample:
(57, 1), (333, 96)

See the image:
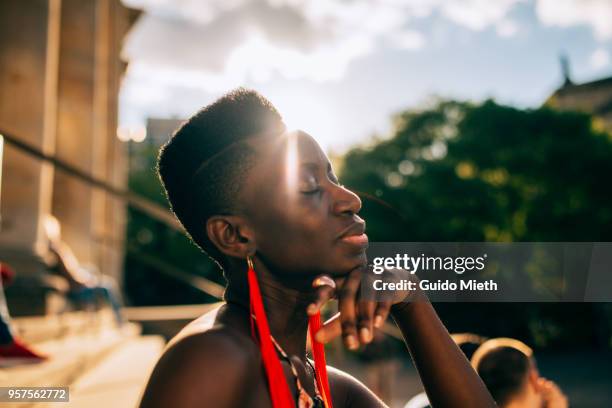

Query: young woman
(139, 89), (495, 408)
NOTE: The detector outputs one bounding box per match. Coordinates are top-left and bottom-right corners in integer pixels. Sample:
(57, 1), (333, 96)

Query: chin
(332, 252), (368, 276)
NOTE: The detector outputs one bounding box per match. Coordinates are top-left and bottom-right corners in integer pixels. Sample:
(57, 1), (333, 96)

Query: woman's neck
(224, 258), (314, 359)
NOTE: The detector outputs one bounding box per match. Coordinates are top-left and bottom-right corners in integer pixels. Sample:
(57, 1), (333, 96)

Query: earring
(246, 254), (295, 407)
(246, 253), (333, 408)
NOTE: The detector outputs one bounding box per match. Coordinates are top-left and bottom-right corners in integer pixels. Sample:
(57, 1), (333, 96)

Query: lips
(337, 221), (369, 248)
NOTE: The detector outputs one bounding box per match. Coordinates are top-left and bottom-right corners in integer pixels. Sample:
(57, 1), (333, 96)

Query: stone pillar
(0, 0), (137, 315)
(0, 0), (61, 315)
(91, 0), (112, 281)
(52, 0), (97, 268)
(98, 1), (139, 286)
(52, 0), (134, 285)
(93, 0), (132, 285)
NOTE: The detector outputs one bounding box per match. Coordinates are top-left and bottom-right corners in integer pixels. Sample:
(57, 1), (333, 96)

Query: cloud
(122, 0), (612, 97)
(589, 48), (610, 70)
(496, 19), (519, 38)
(439, 0), (524, 31)
(386, 29), (426, 50)
(536, 0), (612, 41)
(121, 0), (534, 91)
(123, 0), (597, 132)
(122, 0), (417, 84)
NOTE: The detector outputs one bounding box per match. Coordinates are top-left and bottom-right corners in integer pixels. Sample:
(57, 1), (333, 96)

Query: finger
(307, 282), (336, 316)
(338, 268), (362, 350)
(373, 302), (392, 329)
(357, 300), (375, 344)
(314, 312), (341, 344)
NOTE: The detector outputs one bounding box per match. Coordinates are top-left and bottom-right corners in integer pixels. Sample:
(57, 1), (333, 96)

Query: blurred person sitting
(471, 338), (568, 408)
(0, 262), (47, 366)
(43, 215), (125, 326)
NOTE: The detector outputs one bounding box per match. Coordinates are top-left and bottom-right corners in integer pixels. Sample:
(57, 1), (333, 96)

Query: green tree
(340, 99), (612, 348)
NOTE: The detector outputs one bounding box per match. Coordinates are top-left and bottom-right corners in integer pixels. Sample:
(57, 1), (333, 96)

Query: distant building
(545, 57), (612, 132)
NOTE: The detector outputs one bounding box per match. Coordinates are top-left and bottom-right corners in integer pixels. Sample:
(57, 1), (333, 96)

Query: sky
(118, 0), (612, 153)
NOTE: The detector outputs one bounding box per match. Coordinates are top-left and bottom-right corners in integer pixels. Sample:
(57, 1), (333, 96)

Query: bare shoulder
(165, 303), (227, 348)
(326, 365), (388, 408)
(139, 309), (260, 408)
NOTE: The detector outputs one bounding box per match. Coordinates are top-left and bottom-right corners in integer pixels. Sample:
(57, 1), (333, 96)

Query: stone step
(0, 322), (141, 391)
(11, 309), (119, 345)
(29, 335), (165, 408)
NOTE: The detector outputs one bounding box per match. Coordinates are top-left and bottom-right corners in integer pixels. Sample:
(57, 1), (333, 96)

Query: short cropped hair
(475, 346), (531, 406)
(157, 88), (284, 269)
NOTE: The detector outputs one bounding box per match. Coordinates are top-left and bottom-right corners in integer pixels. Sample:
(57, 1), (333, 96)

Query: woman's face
(242, 131), (368, 279)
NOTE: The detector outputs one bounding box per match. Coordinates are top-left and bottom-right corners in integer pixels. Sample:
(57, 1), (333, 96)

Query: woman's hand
(306, 266), (415, 350)
(308, 268), (497, 407)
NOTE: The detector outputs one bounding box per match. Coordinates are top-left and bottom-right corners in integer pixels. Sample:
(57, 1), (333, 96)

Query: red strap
(308, 313), (334, 408)
(248, 265), (296, 408)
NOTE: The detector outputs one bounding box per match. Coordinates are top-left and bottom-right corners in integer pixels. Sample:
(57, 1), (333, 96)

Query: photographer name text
(373, 279), (498, 292)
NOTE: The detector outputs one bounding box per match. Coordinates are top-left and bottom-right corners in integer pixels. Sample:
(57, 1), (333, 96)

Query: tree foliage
(341, 99), (612, 243)
(340, 100), (612, 349)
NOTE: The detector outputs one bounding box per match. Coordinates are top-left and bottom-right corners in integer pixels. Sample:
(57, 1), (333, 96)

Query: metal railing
(0, 130), (222, 300)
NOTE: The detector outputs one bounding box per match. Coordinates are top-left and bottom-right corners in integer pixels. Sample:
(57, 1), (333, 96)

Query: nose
(331, 184), (362, 216)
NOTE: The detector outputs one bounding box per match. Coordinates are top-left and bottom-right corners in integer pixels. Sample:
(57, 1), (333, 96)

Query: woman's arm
(311, 269), (496, 408)
(390, 292), (496, 407)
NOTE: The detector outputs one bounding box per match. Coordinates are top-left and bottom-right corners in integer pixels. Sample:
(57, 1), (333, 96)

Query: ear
(206, 215), (255, 260)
